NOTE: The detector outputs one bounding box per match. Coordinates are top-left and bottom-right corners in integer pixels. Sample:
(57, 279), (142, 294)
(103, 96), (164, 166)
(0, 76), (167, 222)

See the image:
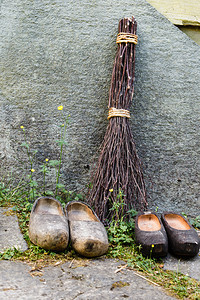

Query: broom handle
(108, 17), (137, 111)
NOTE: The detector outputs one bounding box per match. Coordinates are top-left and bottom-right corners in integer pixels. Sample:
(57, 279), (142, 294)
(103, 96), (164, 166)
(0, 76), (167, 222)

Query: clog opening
(67, 202), (99, 222)
(138, 214), (161, 231)
(34, 198), (64, 216)
(165, 214), (191, 230)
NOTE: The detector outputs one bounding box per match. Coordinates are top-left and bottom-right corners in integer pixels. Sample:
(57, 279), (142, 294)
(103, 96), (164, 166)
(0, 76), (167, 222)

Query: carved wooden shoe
(29, 197), (69, 251)
(161, 212), (200, 257)
(135, 212), (168, 257)
(65, 201), (109, 257)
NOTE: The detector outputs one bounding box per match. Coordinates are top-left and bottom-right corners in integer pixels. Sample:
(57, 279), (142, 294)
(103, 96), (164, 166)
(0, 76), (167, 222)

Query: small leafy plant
(0, 247), (22, 260)
(107, 189), (137, 257)
(189, 215), (200, 229)
(181, 212), (200, 229)
(19, 105), (70, 201)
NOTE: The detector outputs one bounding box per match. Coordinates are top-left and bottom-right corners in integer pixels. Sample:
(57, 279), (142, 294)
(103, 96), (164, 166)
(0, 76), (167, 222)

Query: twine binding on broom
(116, 32), (138, 44)
(108, 107), (130, 120)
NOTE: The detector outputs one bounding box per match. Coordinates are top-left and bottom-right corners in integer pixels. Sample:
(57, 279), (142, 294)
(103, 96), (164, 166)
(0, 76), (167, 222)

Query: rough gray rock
(0, 208), (28, 252)
(0, 0), (199, 215)
(0, 259), (175, 299)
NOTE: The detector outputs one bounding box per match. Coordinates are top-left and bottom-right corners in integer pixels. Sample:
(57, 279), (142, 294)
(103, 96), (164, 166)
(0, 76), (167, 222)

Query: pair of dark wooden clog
(29, 197), (109, 257)
(135, 212), (200, 258)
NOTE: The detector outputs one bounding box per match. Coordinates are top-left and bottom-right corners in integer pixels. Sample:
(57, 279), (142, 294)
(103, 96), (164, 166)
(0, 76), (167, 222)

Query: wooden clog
(29, 197), (69, 251)
(161, 212), (200, 257)
(65, 201), (109, 257)
(135, 212), (168, 257)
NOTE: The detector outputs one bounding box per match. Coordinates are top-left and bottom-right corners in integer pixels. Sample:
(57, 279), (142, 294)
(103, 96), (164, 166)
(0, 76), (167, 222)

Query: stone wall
(0, 0), (199, 215)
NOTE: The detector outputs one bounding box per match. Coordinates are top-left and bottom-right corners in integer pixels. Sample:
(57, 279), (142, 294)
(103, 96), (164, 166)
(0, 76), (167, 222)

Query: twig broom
(88, 17), (147, 222)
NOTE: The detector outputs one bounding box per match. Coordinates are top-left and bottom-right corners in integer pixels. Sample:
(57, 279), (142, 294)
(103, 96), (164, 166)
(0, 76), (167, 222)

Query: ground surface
(0, 259), (175, 300)
(1, 207), (200, 299)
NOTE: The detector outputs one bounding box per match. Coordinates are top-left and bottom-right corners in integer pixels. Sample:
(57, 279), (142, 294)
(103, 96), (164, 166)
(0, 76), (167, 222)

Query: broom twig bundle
(88, 17), (147, 222)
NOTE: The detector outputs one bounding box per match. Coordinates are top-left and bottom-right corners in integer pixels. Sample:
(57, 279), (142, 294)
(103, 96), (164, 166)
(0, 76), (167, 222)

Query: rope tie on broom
(108, 107), (130, 120)
(116, 32), (138, 44)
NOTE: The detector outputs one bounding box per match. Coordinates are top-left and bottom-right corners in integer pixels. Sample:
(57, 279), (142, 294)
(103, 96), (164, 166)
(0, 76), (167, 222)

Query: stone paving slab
(163, 252), (200, 281)
(163, 231), (200, 281)
(0, 207), (28, 253)
(0, 259), (175, 300)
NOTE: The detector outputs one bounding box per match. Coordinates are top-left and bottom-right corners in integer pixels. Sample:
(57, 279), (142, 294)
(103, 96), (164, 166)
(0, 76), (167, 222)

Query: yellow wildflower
(31, 169), (35, 172)
(45, 158), (49, 162)
(57, 105), (63, 111)
(109, 188), (113, 192)
(152, 244), (154, 248)
(20, 126), (24, 129)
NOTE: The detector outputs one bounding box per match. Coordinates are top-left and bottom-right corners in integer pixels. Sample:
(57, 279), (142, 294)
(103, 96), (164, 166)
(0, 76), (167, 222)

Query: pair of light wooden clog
(29, 197), (109, 257)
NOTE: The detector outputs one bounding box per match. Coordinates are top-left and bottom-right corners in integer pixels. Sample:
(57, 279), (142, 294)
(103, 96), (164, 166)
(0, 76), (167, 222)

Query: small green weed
(0, 247), (23, 260)
(189, 215), (200, 229)
(107, 188), (136, 257)
(19, 105), (70, 201)
(181, 212), (200, 229)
